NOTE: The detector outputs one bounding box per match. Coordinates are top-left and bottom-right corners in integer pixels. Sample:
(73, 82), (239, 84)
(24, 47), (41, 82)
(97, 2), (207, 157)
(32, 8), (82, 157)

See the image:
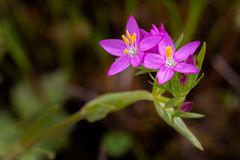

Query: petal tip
(107, 71), (115, 76)
(157, 78), (166, 85)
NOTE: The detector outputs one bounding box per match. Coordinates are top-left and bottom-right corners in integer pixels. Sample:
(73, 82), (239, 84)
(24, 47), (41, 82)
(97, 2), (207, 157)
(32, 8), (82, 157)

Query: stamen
(122, 30), (138, 56)
(126, 30), (132, 41)
(123, 49), (128, 54)
(166, 46), (173, 59)
(131, 33), (136, 44)
(122, 35), (129, 45)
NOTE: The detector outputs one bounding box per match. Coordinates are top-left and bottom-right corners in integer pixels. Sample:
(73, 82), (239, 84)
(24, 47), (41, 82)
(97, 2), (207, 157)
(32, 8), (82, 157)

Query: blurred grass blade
(0, 21), (32, 74)
(162, 0), (182, 36)
(174, 33), (184, 49)
(20, 106), (62, 144)
(81, 90), (153, 122)
(183, 0), (207, 42)
(102, 131), (133, 158)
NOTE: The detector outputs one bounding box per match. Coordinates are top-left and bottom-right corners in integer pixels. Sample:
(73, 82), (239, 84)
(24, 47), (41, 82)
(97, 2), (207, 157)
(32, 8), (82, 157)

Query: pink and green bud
(180, 101), (193, 112)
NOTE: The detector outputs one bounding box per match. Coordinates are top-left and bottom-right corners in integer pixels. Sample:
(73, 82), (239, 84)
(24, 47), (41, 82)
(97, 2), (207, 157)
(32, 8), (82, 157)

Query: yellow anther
(123, 30), (137, 45)
(123, 49), (128, 54)
(166, 46), (173, 59)
(122, 35), (129, 45)
(131, 33), (136, 43)
(126, 30), (132, 40)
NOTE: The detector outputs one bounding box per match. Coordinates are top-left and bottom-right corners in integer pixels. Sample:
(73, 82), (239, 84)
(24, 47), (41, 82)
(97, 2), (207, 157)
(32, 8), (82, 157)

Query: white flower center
(122, 30), (138, 57)
(165, 46), (176, 67)
(166, 57), (176, 67)
(126, 46), (138, 57)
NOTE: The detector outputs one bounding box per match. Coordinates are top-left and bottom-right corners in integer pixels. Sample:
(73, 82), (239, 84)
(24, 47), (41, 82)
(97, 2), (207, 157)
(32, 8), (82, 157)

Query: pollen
(122, 30), (137, 45)
(123, 49), (128, 54)
(166, 46), (173, 59)
(122, 35), (129, 45)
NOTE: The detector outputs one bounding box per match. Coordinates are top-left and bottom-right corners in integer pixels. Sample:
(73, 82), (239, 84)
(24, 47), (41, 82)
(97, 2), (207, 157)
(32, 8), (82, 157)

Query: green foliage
(0, 113), (21, 157)
(4, 71), (69, 159)
(11, 71), (68, 119)
(0, 21), (32, 74)
(41, 71), (69, 105)
(102, 131), (134, 157)
(11, 82), (42, 119)
(135, 67), (156, 76)
(165, 96), (185, 109)
(154, 102), (203, 150)
(81, 90), (153, 122)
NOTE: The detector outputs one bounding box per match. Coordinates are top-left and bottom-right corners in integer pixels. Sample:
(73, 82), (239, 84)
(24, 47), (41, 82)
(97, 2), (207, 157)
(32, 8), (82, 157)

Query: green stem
(3, 110), (86, 160)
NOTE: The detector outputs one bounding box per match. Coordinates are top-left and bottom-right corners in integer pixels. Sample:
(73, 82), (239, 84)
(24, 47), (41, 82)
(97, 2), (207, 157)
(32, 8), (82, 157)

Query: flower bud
(180, 101), (193, 112)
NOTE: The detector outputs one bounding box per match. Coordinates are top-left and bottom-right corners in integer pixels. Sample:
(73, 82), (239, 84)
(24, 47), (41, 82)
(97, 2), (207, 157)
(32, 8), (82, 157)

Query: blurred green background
(0, 0), (240, 159)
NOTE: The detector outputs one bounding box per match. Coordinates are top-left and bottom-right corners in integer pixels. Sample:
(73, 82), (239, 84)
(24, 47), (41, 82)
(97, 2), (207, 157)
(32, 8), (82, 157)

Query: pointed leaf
(154, 101), (203, 150)
(180, 112), (205, 119)
(135, 68), (156, 76)
(196, 42), (206, 71)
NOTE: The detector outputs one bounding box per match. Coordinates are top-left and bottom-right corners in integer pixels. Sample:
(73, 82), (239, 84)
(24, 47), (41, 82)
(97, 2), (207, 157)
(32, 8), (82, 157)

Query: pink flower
(143, 24), (200, 84)
(99, 16), (162, 76)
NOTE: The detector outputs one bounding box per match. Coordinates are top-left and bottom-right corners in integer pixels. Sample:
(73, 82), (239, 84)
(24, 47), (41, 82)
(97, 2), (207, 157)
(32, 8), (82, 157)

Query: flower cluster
(99, 15), (200, 85)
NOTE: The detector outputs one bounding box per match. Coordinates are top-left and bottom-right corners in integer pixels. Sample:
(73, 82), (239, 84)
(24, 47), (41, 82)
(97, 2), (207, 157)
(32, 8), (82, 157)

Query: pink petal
(108, 56), (131, 76)
(140, 28), (148, 39)
(143, 53), (165, 69)
(173, 63), (199, 74)
(99, 39), (125, 56)
(158, 24), (175, 57)
(157, 66), (174, 84)
(150, 24), (160, 35)
(146, 45), (158, 54)
(139, 35), (162, 51)
(126, 15), (140, 42)
(185, 55), (195, 65)
(174, 41), (200, 62)
(131, 52), (144, 67)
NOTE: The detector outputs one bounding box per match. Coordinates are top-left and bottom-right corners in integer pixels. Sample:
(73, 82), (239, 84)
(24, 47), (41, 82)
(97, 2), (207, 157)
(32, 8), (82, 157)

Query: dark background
(0, 0), (240, 160)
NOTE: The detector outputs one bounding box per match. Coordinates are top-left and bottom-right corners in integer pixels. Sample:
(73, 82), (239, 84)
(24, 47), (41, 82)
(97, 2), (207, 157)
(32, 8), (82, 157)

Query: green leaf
(81, 90), (153, 122)
(11, 81), (42, 119)
(196, 42), (206, 71)
(0, 21), (32, 73)
(42, 71), (68, 105)
(20, 105), (68, 149)
(0, 112), (21, 157)
(154, 101), (203, 150)
(135, 69), (156, 76)
(102, 131), (133, 157)
(180, 112), (205, 119)
(174, 33), (184, 49)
